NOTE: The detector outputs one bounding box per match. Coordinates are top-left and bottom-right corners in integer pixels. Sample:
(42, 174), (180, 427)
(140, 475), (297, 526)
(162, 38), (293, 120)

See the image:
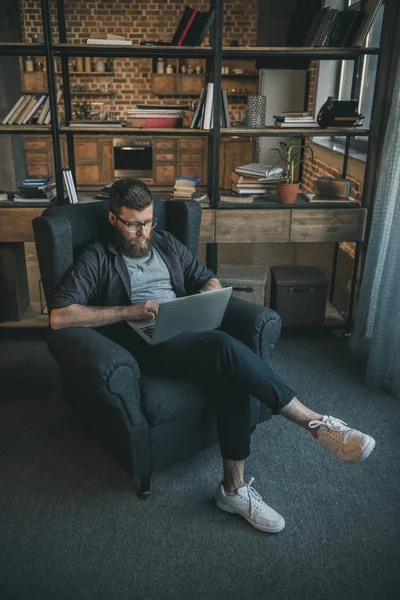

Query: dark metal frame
(0, 0), (387, 332)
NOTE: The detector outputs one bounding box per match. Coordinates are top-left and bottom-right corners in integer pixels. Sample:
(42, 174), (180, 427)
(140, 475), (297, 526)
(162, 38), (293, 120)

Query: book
(232, 185), (273, 196)
(190, 87), (206, 129)
(203, 82), (214, 129)
(86, 38), (132, 46)
(219, 194), (254, 205)
(191, 8), (216, 46)
(22, 94), (46, 124)
(177, 7), (199, 46)
(182, 9), (206, 46)
(281, 111), (312, 117)
(44, 89), (63, 125)
(303, 8), (330, 46)
(14, 96), (38, 125)
(274, 116), (315, 122)
(171, 6), (194, 45)
(275, 120), (319, 128)
(235, 163), (284, 178)
(175, 176), (202, 187)
(221, 89), (230, 128)
(37, 96), (50, 125)
(231, 171), (278, 186)
(304, 193), (356, 204)
(90, 33), (127, 41)
(8, 95), (31, 125)
(354, 0), (383, 47)
(2, 95), (26, 125)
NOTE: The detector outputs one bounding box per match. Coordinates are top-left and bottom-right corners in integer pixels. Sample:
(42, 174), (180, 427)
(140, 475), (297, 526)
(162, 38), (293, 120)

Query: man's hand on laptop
(126, 300), (159, 321)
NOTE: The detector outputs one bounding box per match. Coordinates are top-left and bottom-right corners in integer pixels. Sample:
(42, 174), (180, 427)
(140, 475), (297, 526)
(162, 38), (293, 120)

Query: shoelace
(309, 416), (350, 444)
(243, 477), (265, 519)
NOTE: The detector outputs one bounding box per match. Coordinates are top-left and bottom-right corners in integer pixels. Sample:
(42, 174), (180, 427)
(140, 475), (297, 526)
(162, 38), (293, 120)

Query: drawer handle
(232, 286), (254, 293)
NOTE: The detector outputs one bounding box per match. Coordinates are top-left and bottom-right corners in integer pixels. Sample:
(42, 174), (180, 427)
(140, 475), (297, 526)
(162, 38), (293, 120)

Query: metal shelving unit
(0, 0), (387, 332)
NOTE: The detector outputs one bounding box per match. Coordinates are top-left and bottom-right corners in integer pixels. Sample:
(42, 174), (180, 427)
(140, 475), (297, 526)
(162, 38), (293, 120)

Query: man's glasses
(113, 213), (158, 233)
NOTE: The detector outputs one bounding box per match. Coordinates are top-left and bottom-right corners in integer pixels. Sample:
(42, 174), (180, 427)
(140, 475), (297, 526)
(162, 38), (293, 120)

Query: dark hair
(109, 178), (152, 214)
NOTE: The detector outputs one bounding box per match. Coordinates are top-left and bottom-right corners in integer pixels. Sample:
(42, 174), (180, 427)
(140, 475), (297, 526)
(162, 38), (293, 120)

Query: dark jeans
(107, 325), (296, 461)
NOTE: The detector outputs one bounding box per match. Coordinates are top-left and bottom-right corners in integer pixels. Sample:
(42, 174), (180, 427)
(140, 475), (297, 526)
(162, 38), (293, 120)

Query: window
(314, 1), (384, 160)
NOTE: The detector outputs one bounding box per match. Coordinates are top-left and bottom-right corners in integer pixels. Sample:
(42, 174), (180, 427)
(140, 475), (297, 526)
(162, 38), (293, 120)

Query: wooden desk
(0, 207), (46, 324)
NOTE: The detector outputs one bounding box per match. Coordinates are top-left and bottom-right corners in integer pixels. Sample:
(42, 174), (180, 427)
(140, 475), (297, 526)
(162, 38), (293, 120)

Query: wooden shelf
(70, 92), (115, 96)
(60, 126), (211, 135)
(0, 43), (45, 56)
(56, 71), (115, 76)
(0, 303), (48, 328)
(0, 125), (52, 134)
(221, 127), (370, 137)
(222, 46), (379, 60)
(55, 44), (214, 59)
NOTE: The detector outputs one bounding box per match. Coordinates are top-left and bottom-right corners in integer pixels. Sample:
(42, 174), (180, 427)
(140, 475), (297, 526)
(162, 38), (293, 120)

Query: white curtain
(351, 56), (400, 398)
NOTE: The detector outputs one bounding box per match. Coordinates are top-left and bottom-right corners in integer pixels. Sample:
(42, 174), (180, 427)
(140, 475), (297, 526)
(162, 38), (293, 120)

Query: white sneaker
(309, 415), (376, 463)
(215, 477), (285, 533)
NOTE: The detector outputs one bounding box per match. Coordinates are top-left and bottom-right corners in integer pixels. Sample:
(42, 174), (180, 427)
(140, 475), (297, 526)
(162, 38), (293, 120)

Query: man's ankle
(223, 481), (244, 494)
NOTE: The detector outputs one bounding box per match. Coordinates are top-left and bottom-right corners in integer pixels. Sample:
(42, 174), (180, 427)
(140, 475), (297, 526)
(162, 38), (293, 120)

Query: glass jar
(25, 56), (34, 72)
(156, 58), (165, 74)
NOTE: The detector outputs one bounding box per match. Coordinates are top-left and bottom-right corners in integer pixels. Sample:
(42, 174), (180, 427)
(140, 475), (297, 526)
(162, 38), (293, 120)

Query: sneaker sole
(215, 500), (285, 533)
(341, 435), (376, 463)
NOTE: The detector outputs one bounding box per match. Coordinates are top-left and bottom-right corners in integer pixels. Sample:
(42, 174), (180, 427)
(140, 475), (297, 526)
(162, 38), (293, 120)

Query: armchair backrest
(32, 197), (202, 312)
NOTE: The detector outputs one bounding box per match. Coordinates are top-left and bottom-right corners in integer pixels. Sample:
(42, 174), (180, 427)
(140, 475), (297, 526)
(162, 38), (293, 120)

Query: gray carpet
(0, 329), (399, 600)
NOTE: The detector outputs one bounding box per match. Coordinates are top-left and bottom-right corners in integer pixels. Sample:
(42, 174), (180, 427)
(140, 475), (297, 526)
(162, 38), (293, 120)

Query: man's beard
(113, 228), (153, 259)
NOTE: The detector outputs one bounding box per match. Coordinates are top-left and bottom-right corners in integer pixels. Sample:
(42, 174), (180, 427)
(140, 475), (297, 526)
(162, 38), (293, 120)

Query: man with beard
(50, 178), (376, 534)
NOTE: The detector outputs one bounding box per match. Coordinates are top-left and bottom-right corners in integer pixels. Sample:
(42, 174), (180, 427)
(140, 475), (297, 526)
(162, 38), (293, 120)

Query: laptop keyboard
(140, 323), (156, 338)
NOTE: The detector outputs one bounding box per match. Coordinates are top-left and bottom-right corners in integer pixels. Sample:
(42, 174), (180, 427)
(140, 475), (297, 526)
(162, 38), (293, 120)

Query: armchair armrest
(47, 326), (145, 428)
(220, 296), (281, 360)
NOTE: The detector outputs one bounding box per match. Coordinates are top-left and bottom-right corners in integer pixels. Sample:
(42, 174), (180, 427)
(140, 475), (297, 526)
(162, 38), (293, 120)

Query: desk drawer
(154, 139), (176, 151)
(178, 151), (203, 164)
(290, 209), (367, 242)
(178, 139), (205, 151)
(216, 210), (290, 243)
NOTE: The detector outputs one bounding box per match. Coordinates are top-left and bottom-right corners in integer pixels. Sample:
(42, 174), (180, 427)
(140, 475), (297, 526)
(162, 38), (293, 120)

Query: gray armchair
(33, 198), (282, 497)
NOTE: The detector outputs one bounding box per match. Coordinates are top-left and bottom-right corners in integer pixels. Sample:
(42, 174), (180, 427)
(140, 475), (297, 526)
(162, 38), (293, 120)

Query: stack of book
(95, 183), (113, 201)
(2, 92), (62, 126)
(14, 176), (56, 204)
(86, 34), (132, 46)
(220, 164), (284, 204)
(190, 84), (230, 129)
(172, 176), (202, 200)
(232, 164), (283, 194)
(274, 112), (319, 129)
(287, 0), (383, 48)
(126, 107), (184, 128)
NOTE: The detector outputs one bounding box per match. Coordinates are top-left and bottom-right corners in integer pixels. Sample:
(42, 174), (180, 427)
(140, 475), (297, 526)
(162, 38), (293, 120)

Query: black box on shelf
(270, 266), (328, 326)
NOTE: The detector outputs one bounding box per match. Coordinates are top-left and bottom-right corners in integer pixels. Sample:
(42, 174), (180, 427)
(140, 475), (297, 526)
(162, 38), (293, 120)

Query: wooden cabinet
(152, 74), (205, 96)
(24, 136), (113, 188)
(219, 139), (256, 189)
(290, 209), (367, 242)
(63, 137), (114, 187)
(24, 136), (53, 178)
(152, 137), (255, 188)
(21, 72), (47, 93)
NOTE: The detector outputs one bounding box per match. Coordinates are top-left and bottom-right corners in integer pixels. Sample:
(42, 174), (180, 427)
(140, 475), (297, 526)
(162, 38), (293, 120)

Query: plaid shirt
(52, 230), (215, 310)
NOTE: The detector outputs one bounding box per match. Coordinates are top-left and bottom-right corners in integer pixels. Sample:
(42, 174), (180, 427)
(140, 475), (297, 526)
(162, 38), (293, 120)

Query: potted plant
(269, 138), (314, 204)
(75, 101), (91, 120)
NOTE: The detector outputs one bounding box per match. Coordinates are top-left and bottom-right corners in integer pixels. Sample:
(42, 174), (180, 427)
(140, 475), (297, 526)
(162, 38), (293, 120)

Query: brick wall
(19, 0), (259, 121)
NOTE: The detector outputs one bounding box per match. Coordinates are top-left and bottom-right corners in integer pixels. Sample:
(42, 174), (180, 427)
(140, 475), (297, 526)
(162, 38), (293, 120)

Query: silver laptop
(126, 287), (232, 345)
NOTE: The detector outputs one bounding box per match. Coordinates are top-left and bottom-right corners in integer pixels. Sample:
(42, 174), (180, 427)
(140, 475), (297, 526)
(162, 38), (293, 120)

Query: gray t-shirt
(122, 247), (177, 304)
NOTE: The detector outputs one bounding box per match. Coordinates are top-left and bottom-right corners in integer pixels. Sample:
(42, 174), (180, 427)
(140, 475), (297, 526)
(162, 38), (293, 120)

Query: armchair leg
(139, 474), (152, 499)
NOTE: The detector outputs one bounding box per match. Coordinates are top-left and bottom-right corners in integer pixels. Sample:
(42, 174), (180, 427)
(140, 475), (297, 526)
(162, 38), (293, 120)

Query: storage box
(270, 266), (328, 326)
(218, 264), (268, 306)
